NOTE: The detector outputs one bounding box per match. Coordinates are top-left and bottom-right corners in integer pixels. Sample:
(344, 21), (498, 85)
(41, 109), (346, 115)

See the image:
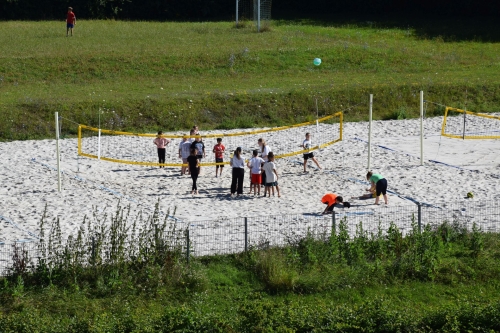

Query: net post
(368, 94), (373, 170)
(441, 107), (449, 136)
(315, 98), (319, 139)
(463, 89), (467, 140)
(186, 228), (190, 264)
(332, 211), (336, 235)
(420, 91), (424, 166)
(339, 112), (343, 141)
(77, 125), (82, 155)
(235, 0), (239, 27)
(417, 202), (422, 234)
(55, 112), (62, 192)
(244, 217), (248, 252)
(257, 0), (260, 32)
(97, 128), (101, 160)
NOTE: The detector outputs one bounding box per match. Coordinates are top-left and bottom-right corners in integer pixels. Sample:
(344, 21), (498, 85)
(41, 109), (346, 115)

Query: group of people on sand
(153, 126), (294, 197)
(154, 127), (389, 205)
(321, 171), (389, 214)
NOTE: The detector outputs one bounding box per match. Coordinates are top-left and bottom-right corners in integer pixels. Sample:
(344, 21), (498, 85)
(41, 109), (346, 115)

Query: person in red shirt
(66, 7), (76, 37)
(212, 138), (225, 177)
(321, 193), (349, 214)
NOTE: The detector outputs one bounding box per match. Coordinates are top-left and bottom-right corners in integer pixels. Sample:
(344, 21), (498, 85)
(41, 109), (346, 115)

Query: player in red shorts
(247, 149), (264, 195)
(66, 7), (76, 37)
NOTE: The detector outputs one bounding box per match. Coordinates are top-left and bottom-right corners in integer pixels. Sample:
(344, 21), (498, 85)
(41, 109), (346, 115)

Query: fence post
(417, 203), (422, 233)
(186, 228), (190, 264)
(332, 212), (336, 235)
(91, 236), (95, 264)
(244, 217), (248, 252)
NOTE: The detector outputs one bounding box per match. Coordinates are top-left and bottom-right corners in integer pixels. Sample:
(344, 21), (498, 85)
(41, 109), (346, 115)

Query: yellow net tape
(78, 112), (343, 167)
(441, 107), (500, 140)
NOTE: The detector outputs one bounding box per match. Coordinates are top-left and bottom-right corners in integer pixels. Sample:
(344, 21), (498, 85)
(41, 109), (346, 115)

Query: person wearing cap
(230, 147), (245, 196)
(321, 193), (349, 214)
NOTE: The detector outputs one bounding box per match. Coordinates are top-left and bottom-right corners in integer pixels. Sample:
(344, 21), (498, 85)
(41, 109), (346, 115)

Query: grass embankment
(1, 205), (499, 331)
(0, 20), (500, 140)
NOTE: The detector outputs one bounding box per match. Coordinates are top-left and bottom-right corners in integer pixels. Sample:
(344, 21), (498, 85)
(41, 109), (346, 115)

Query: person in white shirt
(247, 150), (264, 196)
(262, 152), (280, 198)
(230, 147), (245, 196)
(302, 132), (322, 172)
(258, 138), (271, 185)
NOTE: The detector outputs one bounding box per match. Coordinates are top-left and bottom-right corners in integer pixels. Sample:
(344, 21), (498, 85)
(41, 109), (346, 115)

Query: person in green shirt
(366, 171), (388, 205)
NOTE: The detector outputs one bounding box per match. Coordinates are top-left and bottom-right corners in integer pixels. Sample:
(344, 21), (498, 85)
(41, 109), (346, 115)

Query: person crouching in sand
(321, 193), (350, 214)
(366, 171), (388, 205)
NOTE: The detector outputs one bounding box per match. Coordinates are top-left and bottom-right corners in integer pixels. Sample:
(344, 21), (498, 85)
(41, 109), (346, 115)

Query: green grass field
(1, 20), (500, 140)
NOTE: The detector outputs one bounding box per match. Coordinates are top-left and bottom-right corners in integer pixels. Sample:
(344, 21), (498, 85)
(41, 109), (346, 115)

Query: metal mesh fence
(421, 201), (500, 233)
(0, 241), (39, 277)
(1, 200), (499, 276)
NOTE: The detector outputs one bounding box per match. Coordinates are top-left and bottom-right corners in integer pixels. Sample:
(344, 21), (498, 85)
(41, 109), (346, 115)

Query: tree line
(1, 0), (498, 21)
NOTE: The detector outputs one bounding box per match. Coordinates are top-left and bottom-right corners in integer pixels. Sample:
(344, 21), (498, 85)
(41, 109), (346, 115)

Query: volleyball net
(78, 111), (343, 167)
(441, 107), (500, 140)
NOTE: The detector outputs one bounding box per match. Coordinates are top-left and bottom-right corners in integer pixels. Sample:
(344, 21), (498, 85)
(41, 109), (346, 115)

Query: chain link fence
(1, 200), (499, 276)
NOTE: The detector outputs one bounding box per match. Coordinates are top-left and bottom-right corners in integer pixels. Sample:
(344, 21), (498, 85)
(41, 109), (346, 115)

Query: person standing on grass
(66, 7), (76, 37)
(258, 138), (271, 185)
(262, 152), (280, 197)
(302, 132), (322, 172)
(153, 131), (170, 168)
(366, 171), (389, 205)
(247, 149), (264, 195)
(213, 138), (225, 178)
(187, 148), (200, 195)
(230, 147), (245, 196)
(191, 135), (205, 174)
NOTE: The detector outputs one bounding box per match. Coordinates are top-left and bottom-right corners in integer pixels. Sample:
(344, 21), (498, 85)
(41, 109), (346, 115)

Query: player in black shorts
(302, 132), (322, 172)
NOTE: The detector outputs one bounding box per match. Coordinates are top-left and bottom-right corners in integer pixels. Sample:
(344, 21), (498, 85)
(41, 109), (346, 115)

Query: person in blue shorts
(66, 7), (76, 37)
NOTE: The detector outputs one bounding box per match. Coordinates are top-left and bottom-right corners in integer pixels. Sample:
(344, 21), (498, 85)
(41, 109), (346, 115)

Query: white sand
(1, 115), (500, 254)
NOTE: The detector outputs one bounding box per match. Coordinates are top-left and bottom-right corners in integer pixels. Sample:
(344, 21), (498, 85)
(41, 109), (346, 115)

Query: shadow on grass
(274, 15), (500, 42)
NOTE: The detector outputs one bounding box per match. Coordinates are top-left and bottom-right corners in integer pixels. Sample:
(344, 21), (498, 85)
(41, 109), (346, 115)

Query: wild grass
(1, 209), (500, 331)
(0, 20), (500, 140)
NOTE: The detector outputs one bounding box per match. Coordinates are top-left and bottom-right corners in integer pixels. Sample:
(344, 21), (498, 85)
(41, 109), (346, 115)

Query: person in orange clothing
(321, 193), (349, 214)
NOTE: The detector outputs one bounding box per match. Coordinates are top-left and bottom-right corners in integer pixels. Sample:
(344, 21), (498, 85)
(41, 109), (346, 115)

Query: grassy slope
(0, 20), (499, 140)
